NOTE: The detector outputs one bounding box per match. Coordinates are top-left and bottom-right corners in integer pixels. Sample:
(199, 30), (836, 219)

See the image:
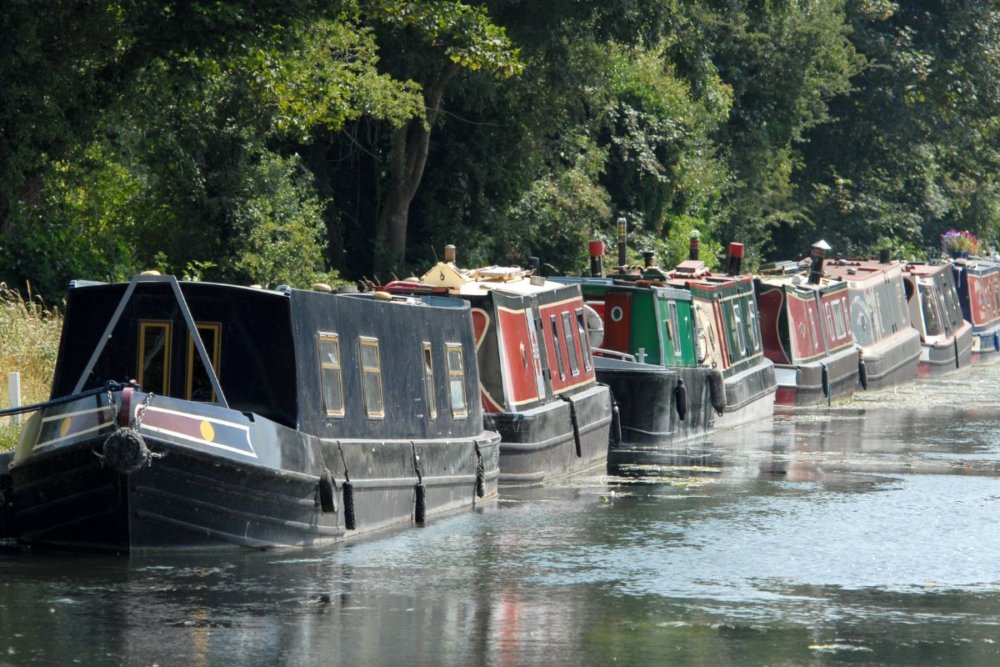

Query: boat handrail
(592, 348), (636, 362)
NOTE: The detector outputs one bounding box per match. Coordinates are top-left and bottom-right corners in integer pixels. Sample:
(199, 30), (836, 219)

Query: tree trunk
(374, 62), (460, 276)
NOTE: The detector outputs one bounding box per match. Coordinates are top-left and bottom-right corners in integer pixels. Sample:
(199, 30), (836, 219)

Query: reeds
(0, 282), (62, 450)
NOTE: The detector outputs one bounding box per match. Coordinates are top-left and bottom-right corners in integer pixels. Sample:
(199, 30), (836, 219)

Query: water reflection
(4, 369), (1000, 665)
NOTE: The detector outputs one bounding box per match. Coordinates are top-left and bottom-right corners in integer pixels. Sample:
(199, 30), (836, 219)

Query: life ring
(583, 304), (604, 349)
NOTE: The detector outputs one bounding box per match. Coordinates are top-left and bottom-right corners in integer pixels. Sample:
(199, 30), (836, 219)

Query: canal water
(3, 367), (1000, 665)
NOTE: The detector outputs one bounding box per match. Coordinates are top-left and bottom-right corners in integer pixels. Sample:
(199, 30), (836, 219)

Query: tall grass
(0, 283), (62, 451)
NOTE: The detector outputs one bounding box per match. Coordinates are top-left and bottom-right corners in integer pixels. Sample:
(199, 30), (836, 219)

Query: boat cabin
(50, 277), (485, 442)
(386, 262), (598, 414)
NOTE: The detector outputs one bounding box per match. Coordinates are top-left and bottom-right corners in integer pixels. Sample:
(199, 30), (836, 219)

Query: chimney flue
(727, 242), (745, 276)
(879, 248), (891, 264)
(689, 229), (701, 261)
(643, 251), (655, 268)
(617, 217), (628, 269)
(589, 240), (605, 277)
(808, 240), (832, 285)
(444, 244), (457, 264)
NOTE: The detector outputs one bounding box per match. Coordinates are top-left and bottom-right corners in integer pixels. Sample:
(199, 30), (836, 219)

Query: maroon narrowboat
(950, 257), (1000, 364)
(822, 254), (922, 391)
(754, 241), (860, 406)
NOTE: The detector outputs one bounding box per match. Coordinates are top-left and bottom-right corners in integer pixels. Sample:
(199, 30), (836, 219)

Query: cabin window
(824, 303), (837, 341)
(922, 291), (942, 336)
(731, 303), (747, 356)
(138, 321), (172, 395)
(831, 300), (847, 338)
(549, 315), (566, 381)
(747, 299), (761, 352)
(422, 342), (437, 419)
(575, 309), (593, 372)
(668, 302), (682, 356)
(318, 334), (345, 417)
(187, 323), (221, 402)
(561, 312), (580, 377)
(446, 343), (468, 419)
(359, 337), (384, 419)
(808, 309), (820, 348)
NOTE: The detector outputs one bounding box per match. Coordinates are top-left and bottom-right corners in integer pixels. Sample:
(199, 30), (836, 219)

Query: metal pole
(8, 372), (21, 425)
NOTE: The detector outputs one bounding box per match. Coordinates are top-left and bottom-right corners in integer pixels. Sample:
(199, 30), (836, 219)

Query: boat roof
(822, 258), (905, 286)
(407, 261), (572, 296)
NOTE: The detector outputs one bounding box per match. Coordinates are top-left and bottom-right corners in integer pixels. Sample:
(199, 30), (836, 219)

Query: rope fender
(337, 442), (357, 530)
(411, 441), (426, 524)
(558, 395), (583, 458)
(474, 442), (485, 499)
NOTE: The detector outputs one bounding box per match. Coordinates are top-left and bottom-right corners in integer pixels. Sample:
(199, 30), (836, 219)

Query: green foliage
(226, 153), (332, 288)
(371, 0), (524, 77)
(243, 19), (426, 142)
(500, 135), (611, 272)
(5, 0), (1000, 293)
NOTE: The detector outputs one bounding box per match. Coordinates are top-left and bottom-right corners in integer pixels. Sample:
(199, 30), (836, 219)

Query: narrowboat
(666, 238), (777, 428)
(4, 274), (500, 551)
(755, 241), (860, 406)
(552, 272), (718, 448)
(384, 248), (613, 485)
(950, 257), (1000, 364)
(822, 253), (922, 390)
(902, 261), (973, 375)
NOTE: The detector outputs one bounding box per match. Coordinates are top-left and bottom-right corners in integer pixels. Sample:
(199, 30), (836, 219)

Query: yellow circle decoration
(199, 420), (216, 442)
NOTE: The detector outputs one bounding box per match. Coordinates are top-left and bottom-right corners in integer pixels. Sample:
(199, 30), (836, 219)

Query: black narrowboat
(385, 249), (613, 485)
(5, 275), (500, 551)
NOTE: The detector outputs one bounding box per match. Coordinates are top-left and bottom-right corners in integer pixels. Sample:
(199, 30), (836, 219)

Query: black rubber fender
(858, 357), (869, 391)
(821, 363), (831, 405)
(708, 370), (727, 416)
(674, 378), (688, 422)
(319, 468), (337, 513)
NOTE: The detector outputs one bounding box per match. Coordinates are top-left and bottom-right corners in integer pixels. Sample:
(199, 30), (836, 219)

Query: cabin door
(602, 292), (632, 354)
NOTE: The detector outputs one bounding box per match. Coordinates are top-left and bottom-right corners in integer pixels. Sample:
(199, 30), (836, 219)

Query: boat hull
(486, 383), (611, 485)
(917, 322), (974, 377)
(774, 345), (860, 406)
(595, 358), (715, 448)
(970, 328), (1000, 364)
(0, 452), (12, 539)
(858, 327), (922, 391)
(8, 394), (500, 551)
(713, 359), (777, 429)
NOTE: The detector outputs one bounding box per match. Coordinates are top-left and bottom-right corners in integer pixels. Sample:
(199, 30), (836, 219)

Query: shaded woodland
(3, 0), (1000, 297)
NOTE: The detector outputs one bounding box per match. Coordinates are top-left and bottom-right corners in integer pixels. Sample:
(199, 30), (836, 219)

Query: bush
(0, 283), (62, 451)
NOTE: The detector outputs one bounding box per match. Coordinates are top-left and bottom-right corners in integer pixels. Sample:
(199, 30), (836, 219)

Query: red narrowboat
(384, 251), (612, 485)
(754, 241), (860, 406)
